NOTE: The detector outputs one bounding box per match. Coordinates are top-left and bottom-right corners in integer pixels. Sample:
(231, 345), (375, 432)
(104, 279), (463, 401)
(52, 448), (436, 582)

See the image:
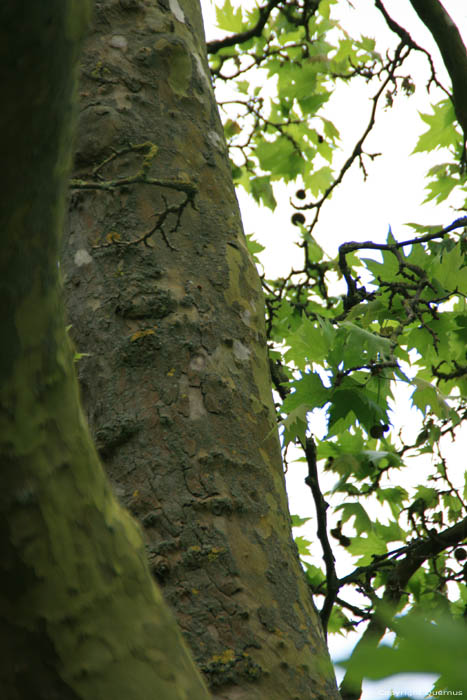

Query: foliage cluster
(206, 0), (467, 696)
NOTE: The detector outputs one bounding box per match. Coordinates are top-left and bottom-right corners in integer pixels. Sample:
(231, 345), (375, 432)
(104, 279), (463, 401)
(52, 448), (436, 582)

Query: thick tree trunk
(62, 1), (339, 698)
(0, 3), (210, 699)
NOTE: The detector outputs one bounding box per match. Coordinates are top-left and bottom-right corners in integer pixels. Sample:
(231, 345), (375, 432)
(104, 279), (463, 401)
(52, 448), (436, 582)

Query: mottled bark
(0, 3), (210, 699)
(62, 0), (339, 698)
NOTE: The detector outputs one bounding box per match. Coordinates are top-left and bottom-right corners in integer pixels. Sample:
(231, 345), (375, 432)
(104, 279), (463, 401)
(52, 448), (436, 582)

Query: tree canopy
(204, 0), (467, 696)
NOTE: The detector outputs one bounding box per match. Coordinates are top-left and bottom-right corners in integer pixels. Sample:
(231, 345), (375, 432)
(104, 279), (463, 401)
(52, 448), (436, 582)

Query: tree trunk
(61, 1), (339, 698)
(0, 3), (210, 699)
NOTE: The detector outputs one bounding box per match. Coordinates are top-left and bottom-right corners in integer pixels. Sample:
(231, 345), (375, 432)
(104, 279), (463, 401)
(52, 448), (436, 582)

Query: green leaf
(376, 486), (408, 519)
(340, 322), (393, 362)
(281, 404), (308, 446)
(321, 117), (340, 141)
(216, 0), (245, 32)
(285, 317), (334, 366)
(362, 253), (400, 285)
(330, 452), (363, 479)
(249, 175), (277, 210)
(413, 99), (458, 154)
(346, 300), (387, 329)
(245, 233), (265, 264)
(442, 493), (463, 523)
(236, 80), (249, 94)
(360, 450), (402, 469)
(304, 562), (326, 588)
(255, 137), (304, 181)
(307, 235), (324, 263)
(405, 221), (443, 235)
(335, 502), (372, 535)
(346, 531), (387, 565)
(433, 244), (467, 294)
(413, 485), (439, 509)
(359, 36), (376, 52)
(327, 606), (349, 635)
(282, 371), (330, 413)
(424, 173), (459, 204)
(298, 92), (330, 117)
(291, 514), (312, 528)
(303, 166), (334, 197)
(373, 520), (405, 544)
(340, 614), (467, 694)
(295, 535), (312, 556)
(327, 387), (387, 435)
(318, 0), (334, 21)
(411, 377), (451, 418)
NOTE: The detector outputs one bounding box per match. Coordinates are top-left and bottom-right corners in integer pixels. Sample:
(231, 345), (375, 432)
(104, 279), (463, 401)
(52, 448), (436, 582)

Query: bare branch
(374, 0), (451, 97)
(304, 437), (339, 634)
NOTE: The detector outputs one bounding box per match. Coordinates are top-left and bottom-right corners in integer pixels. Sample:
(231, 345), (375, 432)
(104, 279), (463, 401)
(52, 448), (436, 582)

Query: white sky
(200, 2), (467, 698)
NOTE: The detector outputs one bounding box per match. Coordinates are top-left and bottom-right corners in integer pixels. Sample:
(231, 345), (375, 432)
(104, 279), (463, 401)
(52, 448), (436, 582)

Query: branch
(374, 0), (417, 48)
(432, 361), (467, 382)
(374, 0), (450, 98)
(408, 0), (467, 145)
(338, 217), (467, 309)
(70, 175), (197, 196)
(206, 0), (282, 54)
(268, 361), (339, 633)
(70, 142), (197, 196)
(340, 515), (467, 700)
(339, 216), (467, 256)
(304, 437), (338, 634)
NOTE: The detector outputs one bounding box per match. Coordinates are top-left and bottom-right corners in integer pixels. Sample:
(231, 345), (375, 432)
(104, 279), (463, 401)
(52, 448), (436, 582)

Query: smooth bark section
(0, 3), (210, 699)
(62, 0), (339, 698)
(408, 0), (467, 141)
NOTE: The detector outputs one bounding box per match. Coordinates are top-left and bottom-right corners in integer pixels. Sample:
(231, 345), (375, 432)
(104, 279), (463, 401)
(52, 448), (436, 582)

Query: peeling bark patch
(207, 131), (225, 153)
(168, 0), (185, 23)
(154, 37), (191, 95)
(189, 354), (206, 372)
(109, 35), (128, 52)
(233, 339), (250, 361)
(192, 53), (211, 92)
(74, 249), (93, 266)
(188, 386), (207, 419)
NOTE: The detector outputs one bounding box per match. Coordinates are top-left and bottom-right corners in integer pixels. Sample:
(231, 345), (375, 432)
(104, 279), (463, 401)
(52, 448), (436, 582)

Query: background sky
(200, 2), (467, 697)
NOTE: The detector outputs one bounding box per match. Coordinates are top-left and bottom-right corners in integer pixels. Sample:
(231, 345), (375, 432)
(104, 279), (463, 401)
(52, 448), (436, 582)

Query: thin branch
(300, 42), (412, 234)
(304, 437), (338, 634)
(339, 216), (467, 255)
(269, 360), (339, 634)
(70, 175), (196, 196)
(374, 0), (451, 98)
(432, 361), (467, 382)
